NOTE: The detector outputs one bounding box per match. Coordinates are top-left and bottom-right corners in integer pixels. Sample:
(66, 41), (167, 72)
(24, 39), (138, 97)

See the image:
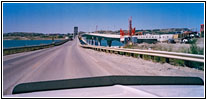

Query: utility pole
(128, 16), (133, 43)
(129, 16), (132, 37)
(96, 25), (98, 32)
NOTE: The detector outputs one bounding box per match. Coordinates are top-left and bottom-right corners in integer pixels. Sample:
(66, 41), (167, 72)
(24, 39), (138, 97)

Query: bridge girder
(82, 34), (120, 47)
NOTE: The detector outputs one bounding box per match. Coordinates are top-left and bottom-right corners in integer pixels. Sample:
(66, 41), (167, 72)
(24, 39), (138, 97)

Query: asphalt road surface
(3, 37), (204, 95)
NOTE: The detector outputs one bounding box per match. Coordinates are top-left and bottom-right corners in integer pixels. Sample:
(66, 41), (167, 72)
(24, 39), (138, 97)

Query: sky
(3, 3), (204, 34)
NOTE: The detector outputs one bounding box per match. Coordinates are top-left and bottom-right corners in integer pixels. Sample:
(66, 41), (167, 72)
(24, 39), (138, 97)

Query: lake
(3, 40), (61, 49)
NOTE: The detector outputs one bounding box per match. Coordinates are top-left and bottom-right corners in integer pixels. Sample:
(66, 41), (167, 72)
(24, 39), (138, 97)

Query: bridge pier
(107, 40), (112, 47)
(86, 37), (91, 45)
(88, 39), (91, 44)
(88, 39), (90, 44)
(91, 37), (94, 45)
(95, 37), (99, 46)
(97, 38), (102, 46)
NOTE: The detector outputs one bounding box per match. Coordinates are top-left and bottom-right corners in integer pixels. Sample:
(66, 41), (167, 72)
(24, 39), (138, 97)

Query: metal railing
(80, 44), (204, 63)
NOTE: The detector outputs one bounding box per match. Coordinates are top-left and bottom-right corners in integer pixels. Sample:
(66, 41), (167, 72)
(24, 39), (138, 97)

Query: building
(74, 26), (78, 38)
(135, 34), (174, 42)
(200, 24), (204, 37)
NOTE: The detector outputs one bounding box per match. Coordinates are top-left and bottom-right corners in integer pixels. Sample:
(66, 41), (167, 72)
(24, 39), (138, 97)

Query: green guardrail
(3, 39), (70, 56)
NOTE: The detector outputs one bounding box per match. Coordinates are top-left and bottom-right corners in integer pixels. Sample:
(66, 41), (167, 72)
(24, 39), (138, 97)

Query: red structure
(132, 28), (136, 36)
(200, 24), (204, 32)
(128, 16), (132, 36)
(120, 16), (136, 37)
(120, 28), (125, 36)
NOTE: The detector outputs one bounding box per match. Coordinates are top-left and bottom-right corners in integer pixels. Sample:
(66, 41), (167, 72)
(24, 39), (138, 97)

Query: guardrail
(80, 44), (204, 63)
(3, 39), (70, 56)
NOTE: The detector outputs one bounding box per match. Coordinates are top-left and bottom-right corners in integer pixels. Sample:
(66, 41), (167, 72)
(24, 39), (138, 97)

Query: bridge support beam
(107, 40), (112, 47)
(91, 37), (94, 45)
(98, 38), (102, 46)
(86, 37), (92, 45)
(95, 37), (99, 46)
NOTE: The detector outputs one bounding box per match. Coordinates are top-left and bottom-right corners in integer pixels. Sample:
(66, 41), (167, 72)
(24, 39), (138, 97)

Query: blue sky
(3, 3), (204, 34)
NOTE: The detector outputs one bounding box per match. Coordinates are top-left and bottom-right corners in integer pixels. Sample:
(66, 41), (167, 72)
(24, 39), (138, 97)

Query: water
(3, 40), (61, 49)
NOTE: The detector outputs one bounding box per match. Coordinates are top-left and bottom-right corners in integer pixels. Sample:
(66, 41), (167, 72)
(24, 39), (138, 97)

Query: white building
(135, 34), (174, 42)
(65, 36), (69, 39)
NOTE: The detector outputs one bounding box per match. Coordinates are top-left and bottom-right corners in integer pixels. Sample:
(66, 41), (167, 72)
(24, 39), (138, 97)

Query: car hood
(5, 75), (204, 97)
(5, 85), (204, 97)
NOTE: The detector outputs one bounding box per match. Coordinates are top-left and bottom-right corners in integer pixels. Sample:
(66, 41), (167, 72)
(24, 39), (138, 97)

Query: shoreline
(3, 40), (63, 49)
(3, 39), (66, 40)
(3, 39), (70, 56)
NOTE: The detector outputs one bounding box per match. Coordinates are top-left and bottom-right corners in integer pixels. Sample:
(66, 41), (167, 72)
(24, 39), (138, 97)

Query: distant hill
(93, 28), (191, 35)
(3, 32), (68, 40)
(3, 32), (44, 36)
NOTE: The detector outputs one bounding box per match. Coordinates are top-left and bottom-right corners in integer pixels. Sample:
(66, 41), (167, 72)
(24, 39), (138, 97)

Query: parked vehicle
(190, 32), (200, 38)
(181, 36), (192, 44)
(168, 39), (176, 43)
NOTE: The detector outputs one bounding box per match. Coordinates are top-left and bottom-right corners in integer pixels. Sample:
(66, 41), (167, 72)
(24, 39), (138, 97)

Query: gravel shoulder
(82, 47), (204, 80)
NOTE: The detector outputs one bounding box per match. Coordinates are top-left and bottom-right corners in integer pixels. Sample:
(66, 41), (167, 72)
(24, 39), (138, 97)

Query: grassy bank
(125, 38), (204, 54)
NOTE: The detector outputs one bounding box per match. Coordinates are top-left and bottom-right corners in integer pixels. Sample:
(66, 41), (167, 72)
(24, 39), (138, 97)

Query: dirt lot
(130, 38), (204, 54)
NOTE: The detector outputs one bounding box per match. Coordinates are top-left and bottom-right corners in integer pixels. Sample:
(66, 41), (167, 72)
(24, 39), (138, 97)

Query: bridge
(82, 33), (122, 47)
(81, 33), (157, 46)
(3, 37), (204, 95)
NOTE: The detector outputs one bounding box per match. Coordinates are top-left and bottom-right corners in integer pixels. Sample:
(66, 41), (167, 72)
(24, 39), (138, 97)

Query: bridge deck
(85, 33), (121, 38)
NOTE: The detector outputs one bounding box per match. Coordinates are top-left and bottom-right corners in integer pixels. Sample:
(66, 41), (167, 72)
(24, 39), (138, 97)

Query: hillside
(3, 32), (70, 40)
(94, 28), (191, 35)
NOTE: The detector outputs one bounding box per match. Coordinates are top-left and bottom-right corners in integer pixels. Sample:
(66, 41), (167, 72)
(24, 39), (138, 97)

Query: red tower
(120, 16), (136, 39)
(200, 24), (204, 32)
(128, 16), (132, 36)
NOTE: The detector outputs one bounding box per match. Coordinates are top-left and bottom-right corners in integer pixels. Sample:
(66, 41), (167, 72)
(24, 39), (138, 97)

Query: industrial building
(119, 17), (176, 43)
(135, 34), (174, 42)
(200, 24), (204, 37)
